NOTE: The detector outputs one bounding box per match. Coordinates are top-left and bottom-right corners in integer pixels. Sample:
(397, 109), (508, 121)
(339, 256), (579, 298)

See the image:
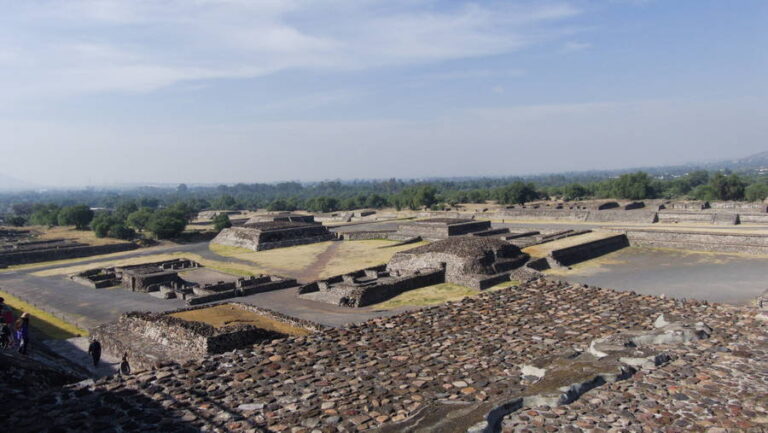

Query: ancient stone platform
(4, 279), (766, 433)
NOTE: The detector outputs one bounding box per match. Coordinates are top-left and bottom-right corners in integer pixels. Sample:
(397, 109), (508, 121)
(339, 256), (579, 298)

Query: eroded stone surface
(1, 279), (766, 433)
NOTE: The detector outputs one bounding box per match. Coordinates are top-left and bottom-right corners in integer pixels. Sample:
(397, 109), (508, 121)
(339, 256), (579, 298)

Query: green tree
(91, 213), (119, 238)
(114, 200), (138, 221)
(745, 183), (768, 202)
(28, 204), (61, 226)
(146, 209), (188, 239)
(690, 184), (717, 201)
(709, 173), (746, 200)
(610, 172), (655, 200)
(212, 213), (232, 231)
(5, 215), (26, 227)
(213, 194), (238, 209)
(365, 194), (388, 209)
(562, 183), (589, 201)
(126, 207), (155, 231)
(108, 224), (135, 240)
(57, 205), (94, 230)
(306, 196), (340, 213)
(496, 182), (539, 205)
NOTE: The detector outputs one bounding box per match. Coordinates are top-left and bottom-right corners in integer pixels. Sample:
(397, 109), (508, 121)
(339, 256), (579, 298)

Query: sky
(0, 0), (767, 187)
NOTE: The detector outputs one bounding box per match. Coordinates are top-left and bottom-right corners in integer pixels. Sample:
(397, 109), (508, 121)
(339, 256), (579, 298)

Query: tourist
(87, 338), (102, 368)
(120, 353), (131, 375)
(0, 297), (14, 331)
(15, 312), (30, 355)
(0, 317), (10, 349)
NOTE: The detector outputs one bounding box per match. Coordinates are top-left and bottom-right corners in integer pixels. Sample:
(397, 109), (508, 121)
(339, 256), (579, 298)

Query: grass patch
(372, 281), (516, 310)
(0, 290), (87, 340)
(169, 304), (311, 336)
(320, 240), (427, 279)
(32, 252), (264, 278)
(209, 240), (427, 280)
(24, 225), (126, 246)
(210, 242), (330, 275)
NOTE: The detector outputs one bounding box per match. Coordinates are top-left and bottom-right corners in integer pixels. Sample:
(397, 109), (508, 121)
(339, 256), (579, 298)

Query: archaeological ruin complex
(299, 236), (529, 307)
(71, 258), (297, 304)
(212, 219), (336, 251)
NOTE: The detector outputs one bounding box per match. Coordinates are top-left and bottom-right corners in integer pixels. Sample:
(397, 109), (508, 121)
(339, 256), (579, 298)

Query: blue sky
(0, 0), (766, 186)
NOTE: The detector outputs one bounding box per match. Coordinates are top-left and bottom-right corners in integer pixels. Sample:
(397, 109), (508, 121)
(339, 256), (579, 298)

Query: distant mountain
(0, 173), (36, 191)
(713, 151), (768, 171)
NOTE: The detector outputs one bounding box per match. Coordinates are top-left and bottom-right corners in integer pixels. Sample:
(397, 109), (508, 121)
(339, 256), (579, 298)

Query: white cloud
(2, 97), (765, 185)
(563, 41), (592, 52)
(0, 1), (581, 103)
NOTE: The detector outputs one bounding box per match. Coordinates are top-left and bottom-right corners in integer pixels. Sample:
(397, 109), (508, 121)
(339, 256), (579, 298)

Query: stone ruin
(245, 212), (317, 225)
(298, 265), (445, 307)
(345, 217), (507, 242)
(12, 279), (767, 433)
(0, 229), (137, 268)
(212, 220), (336, 251)
(71, 258), (297, 304)
(299, 236), (529, 307)
(388, 236), (529, 289)
(196, 210), (242, 220)
(91, 302), (324, 371)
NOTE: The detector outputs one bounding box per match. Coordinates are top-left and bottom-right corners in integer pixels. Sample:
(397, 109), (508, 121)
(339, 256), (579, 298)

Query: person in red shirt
(0, 297), (14, 332)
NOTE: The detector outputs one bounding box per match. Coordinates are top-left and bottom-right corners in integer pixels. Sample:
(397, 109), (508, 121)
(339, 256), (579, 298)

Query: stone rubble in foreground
(2, 278), (767, 433)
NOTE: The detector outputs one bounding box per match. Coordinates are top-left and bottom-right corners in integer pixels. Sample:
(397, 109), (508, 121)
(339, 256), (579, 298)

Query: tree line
(3, 170), (768, 240)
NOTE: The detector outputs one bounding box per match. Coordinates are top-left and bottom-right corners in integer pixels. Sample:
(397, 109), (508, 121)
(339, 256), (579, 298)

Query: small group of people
(87, 338), (131, 375)
(0, 296), (31, 355)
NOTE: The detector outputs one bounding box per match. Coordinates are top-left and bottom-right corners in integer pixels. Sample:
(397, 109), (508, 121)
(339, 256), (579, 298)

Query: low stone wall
(353, 269), (446, 307)
(617, 228), (768, 255)
(343, 230), (397, 241)
(548, 235), (630, 267)
(494, 209), (590, 221)
(585, 210), (658, 223)
(298, 265), (445, 307)
(92, 303), (323, 370)
(657, 211), (739, 225)
(396, 220), (490, 240)
(738, 213), (768, 224)
(189, 276), (297, 305)
(0, 242), (138, 267)
(709, 201), (767, 212)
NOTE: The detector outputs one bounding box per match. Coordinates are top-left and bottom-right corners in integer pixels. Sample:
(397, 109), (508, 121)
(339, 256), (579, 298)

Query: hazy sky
(1, 0), (767, 187)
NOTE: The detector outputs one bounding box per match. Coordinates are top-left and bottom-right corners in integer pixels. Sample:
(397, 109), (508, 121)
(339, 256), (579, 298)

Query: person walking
(120, 353), (131, 376)
(15, 312), (30, 355)
(87, 339), (102, 368)
(0, 297), (14, 330)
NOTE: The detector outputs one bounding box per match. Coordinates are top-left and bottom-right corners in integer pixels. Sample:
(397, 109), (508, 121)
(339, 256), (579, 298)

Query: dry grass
(0, 290), (87, 339)
(372, 281), (515, 310)
(28, 225), (126, 246)
(209, 240), (427, 280)
(169, 304), (311, 336)
(210, 242), (331, 275)
(32, 253), (263, 278)
(320, 240), (427, 279)
(0, 246), (173, 273)
(523, 231), (616, 258)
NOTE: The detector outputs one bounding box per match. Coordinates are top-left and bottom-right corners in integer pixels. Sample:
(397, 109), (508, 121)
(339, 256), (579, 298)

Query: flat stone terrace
(2, 279), (766, 433)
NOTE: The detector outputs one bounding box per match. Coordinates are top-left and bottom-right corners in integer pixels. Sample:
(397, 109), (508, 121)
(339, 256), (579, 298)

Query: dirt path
(295, 241), (342, 282)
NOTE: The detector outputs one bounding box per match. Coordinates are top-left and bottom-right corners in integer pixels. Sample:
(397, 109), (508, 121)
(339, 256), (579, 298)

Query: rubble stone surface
(2, 278), (766, 433)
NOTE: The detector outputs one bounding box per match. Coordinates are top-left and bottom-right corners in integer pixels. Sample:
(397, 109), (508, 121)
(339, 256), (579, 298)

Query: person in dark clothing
(120, 352), (131, 375)
(0, 317), (10, 349)
(16, 312), (30, 355)
(87, 339), (102, 368)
